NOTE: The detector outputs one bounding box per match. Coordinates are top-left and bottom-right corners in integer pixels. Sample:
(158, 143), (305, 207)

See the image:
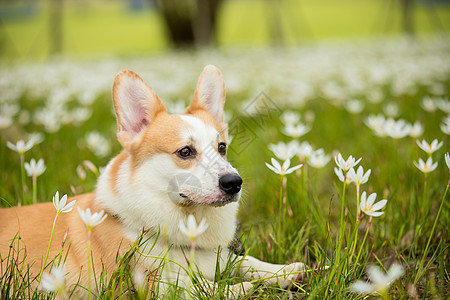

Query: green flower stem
(380, 289), (391, 300)
(32, 176), (37, 204)
(349, 185), (361, 263)
(336, 178), (348, 264)
(39, 212), (60, 283)
(282, 176), (287, 227)
(354, 216), (372, 274)
(414, 182), (449, 284)
(349, 219), (361, 265)
(20, 153), (26, 205)
(277, 175), (285, 241)
(303, 164), (308, 211)
(356, 185), (360, 222)
(189, 239), (196, 279)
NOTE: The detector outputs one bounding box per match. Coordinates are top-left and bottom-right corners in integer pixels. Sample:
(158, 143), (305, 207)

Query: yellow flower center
(365, 204), (373, 212)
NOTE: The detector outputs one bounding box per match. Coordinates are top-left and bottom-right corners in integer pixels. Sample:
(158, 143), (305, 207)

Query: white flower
(0, 103), (19, 118)
(40, 264), (66, 293)
(77, 165), (87, 180)
(444, 115), (450, 125)
(0, 115), (13, 129)
(334, 153), (362, 172)
(307, 149), (331, 169)
(24, 158), (46, 177)
(265, 158), (302, 175)
(347, 166), (371, 186)
(440, 118), (450, 135)
(268, 141), (298, 160)
(6, 139), (34, 154)
(364, 114), (387, 137)
(27, 132), (45, 145)
(85, 131), (111, 158)
(409, 122), (423, 138)
(383, 102), (400, 118)
(71, 107), (92, 126)
(384, 118), (412, 139)
(437, 97), (450, 113)
(133, 270), (147, 290)
(350, 264), (404, 294)
(334, 167), (351, 183)
(52, 191), (76, 214)
(414, 157), (438, 174)
(360, 192), (387, 217)
(421, 96), (437, 112)
(416, 139), (443, 155)
(78, 208), (107, 230)
(344, 99), (364, 114)
(282, 122), (311, 138)
(280, 110), (301, 125)
(445, 153), (450, 170)
(296, 141), (314, 161)
(366, 88), (384, 104)
(179, 214), (209, 240)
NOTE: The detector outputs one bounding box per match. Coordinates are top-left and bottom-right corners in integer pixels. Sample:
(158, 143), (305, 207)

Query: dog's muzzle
(219, 173), (243, 195)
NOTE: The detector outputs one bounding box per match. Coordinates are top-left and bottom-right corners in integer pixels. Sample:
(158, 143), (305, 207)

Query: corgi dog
(0, 65), (304, 297)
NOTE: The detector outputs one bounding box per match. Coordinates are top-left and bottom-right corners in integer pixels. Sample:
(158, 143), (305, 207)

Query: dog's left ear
(186, 65), (225, 123)
(112, 70), (166, 149)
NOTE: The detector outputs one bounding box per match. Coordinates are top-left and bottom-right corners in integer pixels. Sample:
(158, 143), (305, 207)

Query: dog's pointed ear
(186, 65), (225, 123)
(112, 70), (166, 148)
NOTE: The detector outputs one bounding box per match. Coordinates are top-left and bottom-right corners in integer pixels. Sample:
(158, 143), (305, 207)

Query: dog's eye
(177, 146), (195, 159)
(218, 142), (227, 155)
(177, 146), (192, 158)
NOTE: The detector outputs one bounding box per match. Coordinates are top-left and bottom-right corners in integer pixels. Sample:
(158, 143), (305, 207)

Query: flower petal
(367, 265), (388, 286)
(360, 191), (367, 211)
(285, 164), (302, 174)
(387, 264), (404, 282)
(350, 280), (374, 294)
(367, 211), (384, 217)
(271, 158), (281, 170)
(62, 200), (76, 213)
(371, 199), (387, 211)
(282, 158), (291, 171)
(265, 163), (280, 174)
(366, 193), (377, 207)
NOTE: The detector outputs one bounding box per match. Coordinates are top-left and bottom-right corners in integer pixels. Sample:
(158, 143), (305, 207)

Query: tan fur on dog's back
(0, 193), (132, 287)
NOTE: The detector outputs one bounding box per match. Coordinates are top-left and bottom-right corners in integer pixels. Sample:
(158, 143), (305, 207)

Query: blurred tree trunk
(49, 0), (63, 55)
(267, 0), (284, 46)
(400, 0), (414, 36)
(156, 0), (223, 48)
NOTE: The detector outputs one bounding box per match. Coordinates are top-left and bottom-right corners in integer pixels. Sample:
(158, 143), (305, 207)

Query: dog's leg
(236, 255), (305, 288)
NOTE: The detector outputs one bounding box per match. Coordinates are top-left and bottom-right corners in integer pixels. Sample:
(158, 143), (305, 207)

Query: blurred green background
(1, 0), (449, 60)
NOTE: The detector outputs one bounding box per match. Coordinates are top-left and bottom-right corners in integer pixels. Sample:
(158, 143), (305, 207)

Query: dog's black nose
(219, 174), (243, 195)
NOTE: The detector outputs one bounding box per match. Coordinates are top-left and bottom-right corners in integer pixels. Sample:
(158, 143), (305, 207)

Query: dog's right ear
(112, 70), (166, 149)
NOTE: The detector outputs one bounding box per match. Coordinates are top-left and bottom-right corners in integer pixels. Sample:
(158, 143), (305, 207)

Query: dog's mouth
(178, 193), (238, 207)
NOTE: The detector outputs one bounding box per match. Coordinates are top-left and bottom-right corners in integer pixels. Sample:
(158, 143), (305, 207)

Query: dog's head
(111, 65), (242, 208)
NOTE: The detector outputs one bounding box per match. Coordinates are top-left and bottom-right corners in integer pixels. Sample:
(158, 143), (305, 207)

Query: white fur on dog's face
(98, 112), (240, 247)
(172, 115), (240, 206)
(96, 66), (240, 248)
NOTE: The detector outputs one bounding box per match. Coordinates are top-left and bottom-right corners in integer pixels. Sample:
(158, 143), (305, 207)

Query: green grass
(0, 38), (449, 298)
(1, 0), (450, 59)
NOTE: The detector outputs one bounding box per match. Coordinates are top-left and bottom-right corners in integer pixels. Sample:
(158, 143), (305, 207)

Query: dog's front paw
(267, 262), (305, 288)
(228, 281), (253, 299)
